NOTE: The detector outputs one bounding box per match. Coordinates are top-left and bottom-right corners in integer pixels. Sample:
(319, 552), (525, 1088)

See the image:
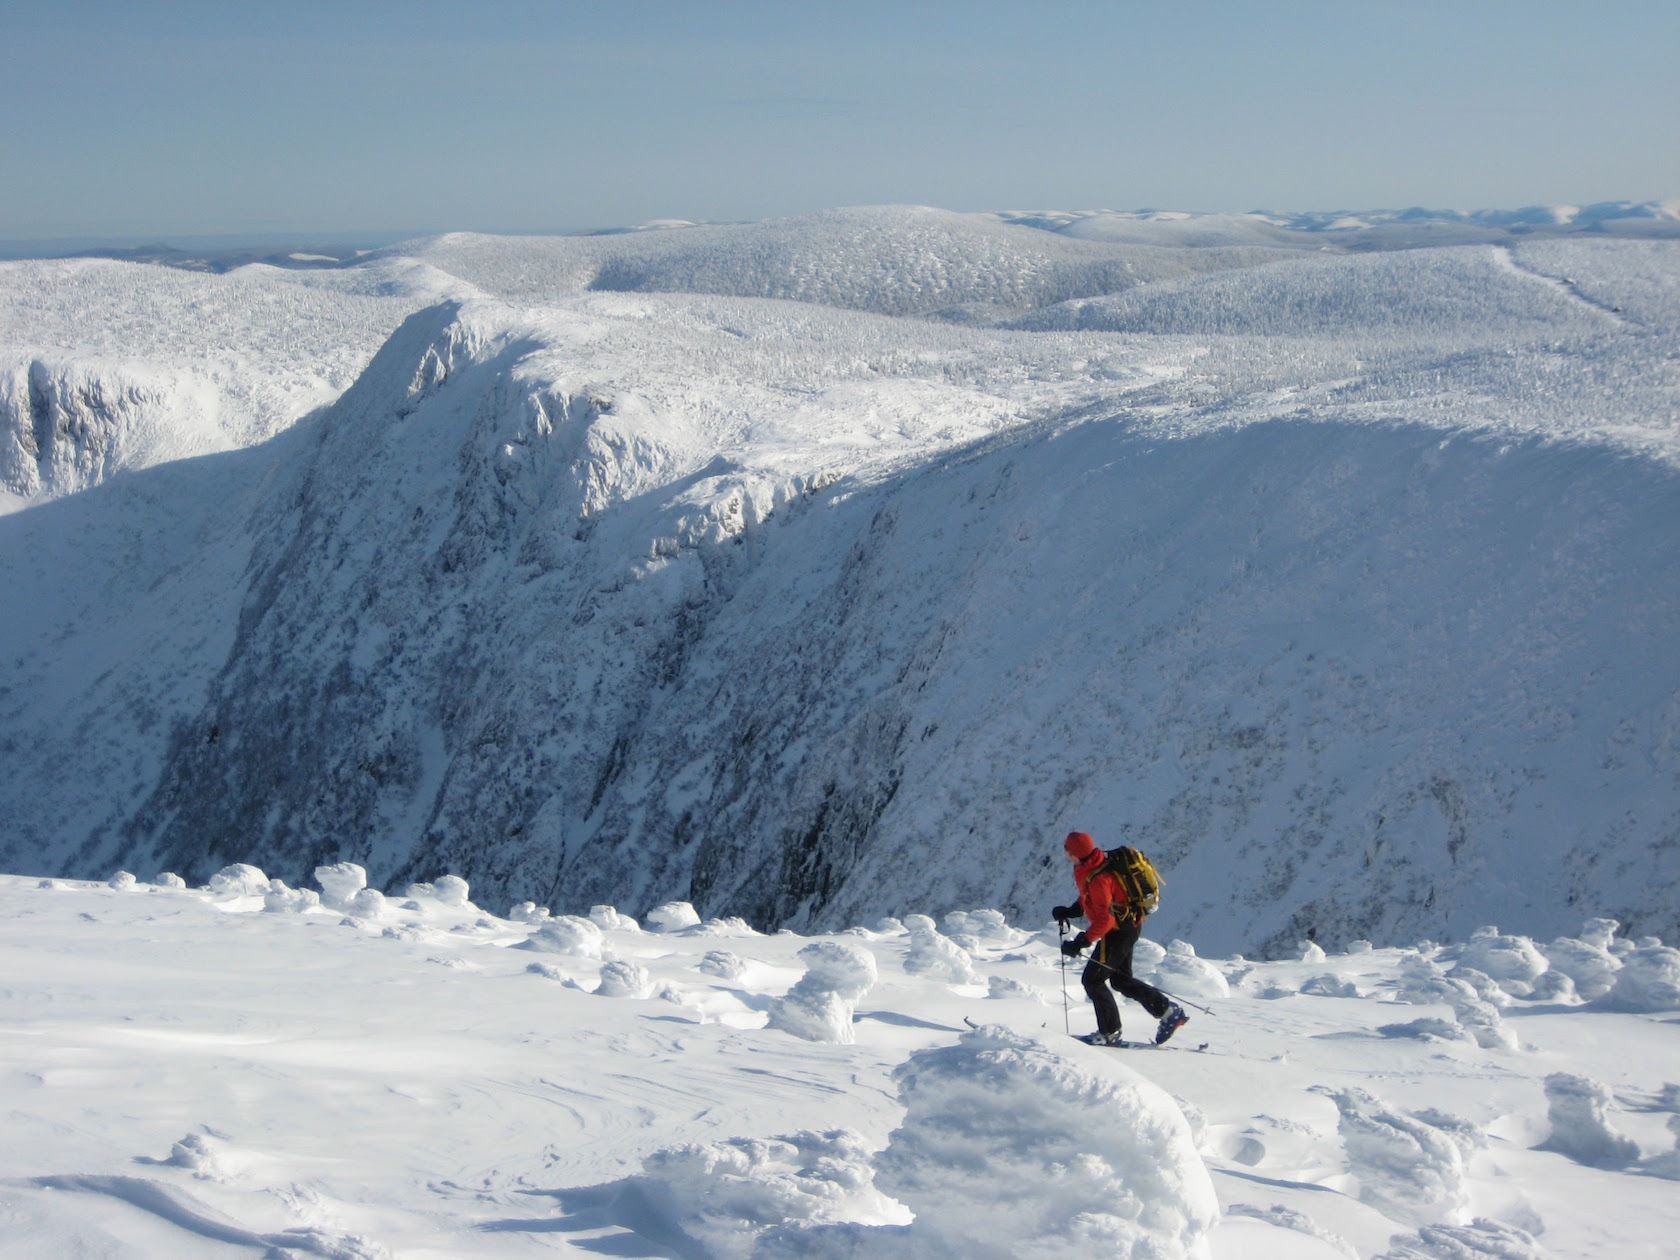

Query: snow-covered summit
(1, 207), (1677, 959)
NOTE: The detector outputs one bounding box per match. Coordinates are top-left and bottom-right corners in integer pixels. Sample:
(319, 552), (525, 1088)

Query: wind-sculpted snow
(4, 876), (1677, 1257)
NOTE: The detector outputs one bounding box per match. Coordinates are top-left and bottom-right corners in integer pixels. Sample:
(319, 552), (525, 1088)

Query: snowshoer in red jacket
(1053, 830), (1188, 1046)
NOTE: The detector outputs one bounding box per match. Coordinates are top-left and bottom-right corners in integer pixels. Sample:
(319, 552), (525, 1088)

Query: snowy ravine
(2, 206), (1679, 956)
(2, 870), (1678, 1258)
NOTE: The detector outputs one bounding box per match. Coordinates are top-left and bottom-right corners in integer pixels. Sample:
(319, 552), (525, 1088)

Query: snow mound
(516, 915), (605, 959)
(1133, 937), (1167, 969)
(313, 862), (368, 907)
(1155, 940), (1231, 1001)
(152, 872), (186, 889)
(590, 904), (642, 932)
(596, 960), (654, 999)
(1537, 1073), (1641, 1168)
(1645, 1115), (1680, 1180)
(1378, 1018), (1472, 1044)
(207, 864), (270, 898)
(1395, 956), (1517, 1050)
(1326, 1088), (1472, 1226)
(872, 1023), (1218, 1258)
(942, 909), (1029, 947)
(1225, 1203), (1356, 1257)
(646, 901), (702, 933)
(1299, 941), (1328, 963)
(1539, 927), (1621, 1001)
(346, 888), (389, 921)
(1376, 1217), (1553, 1259)
(987, 975), (1045, 1002)
(1449, 928), (1549, 998)
(901, 916), (982, 986)
(406, 874), (470, 907)
(506, 901), (549, 923)
(262, 880), (320, 913)
(107, 870), (137, 891)
(699, 950), (746, 980)
(1300, 973), (1362, 998)
(1597, 942), (1680, 1012)
(766, 942), (878, 1044)
(629, 1128), (905, 1259)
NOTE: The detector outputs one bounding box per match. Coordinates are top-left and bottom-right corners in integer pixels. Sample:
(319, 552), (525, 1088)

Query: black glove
(1052, 904), (1077, 930)
(1061, 935), (1088, 958)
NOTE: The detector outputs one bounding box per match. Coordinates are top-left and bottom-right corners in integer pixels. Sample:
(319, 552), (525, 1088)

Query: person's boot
(1081, 1029), (1124, 1046)
(1155, 1002), (1189, 1045)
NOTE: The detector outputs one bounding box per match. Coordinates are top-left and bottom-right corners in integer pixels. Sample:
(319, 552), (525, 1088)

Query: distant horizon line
(4, 197), (1676, 261)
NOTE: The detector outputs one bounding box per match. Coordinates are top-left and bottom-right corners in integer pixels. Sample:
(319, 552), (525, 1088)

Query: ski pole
(1156, 987), (1216, 1017)
(1057, 923), (1071, 1035)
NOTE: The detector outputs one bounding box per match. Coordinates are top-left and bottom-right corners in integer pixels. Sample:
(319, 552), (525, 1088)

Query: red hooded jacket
(1065, 831), (1132, 941)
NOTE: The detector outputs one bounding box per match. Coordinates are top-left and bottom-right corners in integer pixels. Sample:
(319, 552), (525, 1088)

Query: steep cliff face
(5, 219), (1678, 955)
(97, 299), (1680, 956)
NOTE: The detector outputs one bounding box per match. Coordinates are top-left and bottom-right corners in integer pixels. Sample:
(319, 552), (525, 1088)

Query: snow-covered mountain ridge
(2, 207), (1677, 956)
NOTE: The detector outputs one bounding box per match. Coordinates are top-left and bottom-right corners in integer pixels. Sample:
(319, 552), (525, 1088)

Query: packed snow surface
(1, 205), (1678, 959)
(1, 873), (1677, 1257)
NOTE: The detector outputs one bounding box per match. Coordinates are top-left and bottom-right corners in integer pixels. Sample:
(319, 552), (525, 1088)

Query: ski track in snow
(1, 873), (1677, 1258)
(1491, 245), (1629, 327)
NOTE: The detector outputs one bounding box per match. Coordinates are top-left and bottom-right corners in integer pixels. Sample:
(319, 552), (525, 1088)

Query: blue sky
(3, 1), (1676, 242)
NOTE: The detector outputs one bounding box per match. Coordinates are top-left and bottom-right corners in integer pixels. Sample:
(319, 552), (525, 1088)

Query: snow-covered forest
(2, 204), (1678, 1256)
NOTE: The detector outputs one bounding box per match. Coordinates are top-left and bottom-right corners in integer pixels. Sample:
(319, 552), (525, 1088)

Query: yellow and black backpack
(1096, 845), (1163, 922)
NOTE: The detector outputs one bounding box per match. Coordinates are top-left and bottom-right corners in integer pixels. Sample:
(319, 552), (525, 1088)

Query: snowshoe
(1155, 1003), (1189, 1045)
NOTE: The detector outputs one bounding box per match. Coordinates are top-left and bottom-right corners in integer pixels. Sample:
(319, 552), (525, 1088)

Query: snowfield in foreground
(2, 871), (1677, 1258)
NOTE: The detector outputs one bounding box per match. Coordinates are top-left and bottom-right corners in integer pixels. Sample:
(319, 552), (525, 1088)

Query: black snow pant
(1081, 919), (1170, 1038)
